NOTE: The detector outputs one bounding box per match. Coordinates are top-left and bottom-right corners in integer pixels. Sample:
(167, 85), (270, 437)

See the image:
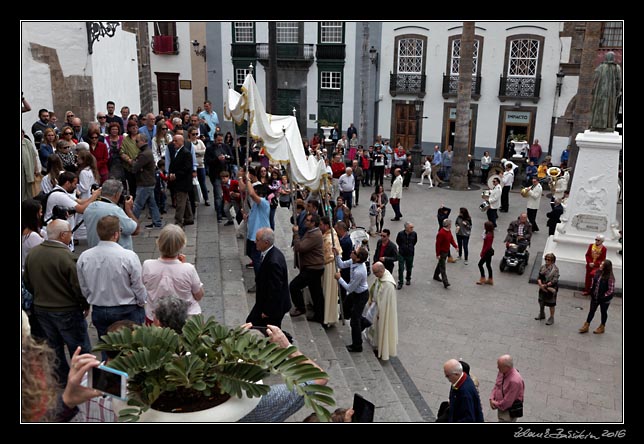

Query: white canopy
(224, 74), (327, 191)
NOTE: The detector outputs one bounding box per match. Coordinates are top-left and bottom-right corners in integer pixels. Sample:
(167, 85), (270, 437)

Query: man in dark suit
(246, 227), (291, 328)
(168, 134), (194, 227)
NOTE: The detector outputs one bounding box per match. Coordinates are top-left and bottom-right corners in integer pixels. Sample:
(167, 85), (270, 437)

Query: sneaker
(217, 219), (223, 224)
(245, 262), (254, 269)
(145, 223), (156, 229)
(464, 260), (468, 265)
(224, 220), (234, 226)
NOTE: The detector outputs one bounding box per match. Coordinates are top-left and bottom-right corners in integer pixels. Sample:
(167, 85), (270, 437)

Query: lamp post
(555, 68), (565, 96)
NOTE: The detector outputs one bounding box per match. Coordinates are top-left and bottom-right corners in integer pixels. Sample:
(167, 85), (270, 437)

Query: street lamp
(369, 46), (378, 67)
(556, 68), (565, 96)
(191, 39), (206, 61)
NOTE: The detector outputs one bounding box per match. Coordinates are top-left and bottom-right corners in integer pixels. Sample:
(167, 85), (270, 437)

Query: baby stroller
(499, 234), (530, 275)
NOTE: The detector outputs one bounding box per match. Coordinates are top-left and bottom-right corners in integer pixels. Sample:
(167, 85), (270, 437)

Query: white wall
(92, 25), (141, 116)
(377, 21), (562, 155)
(21, 21), (91, 129)
(148, 22), (194, 113)
(342, 22), (357, 132)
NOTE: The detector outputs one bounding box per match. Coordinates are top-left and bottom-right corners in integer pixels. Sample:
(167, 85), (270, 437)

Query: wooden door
(156, 72), (180, 113)
(394, 103), (417, 150)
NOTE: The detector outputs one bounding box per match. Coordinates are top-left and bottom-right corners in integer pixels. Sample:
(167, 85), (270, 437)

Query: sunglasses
(98, 116), (107, 119)
(161, 127), (168, 130)
(89, 136), (99, 139)
(63, 132), (73, 135)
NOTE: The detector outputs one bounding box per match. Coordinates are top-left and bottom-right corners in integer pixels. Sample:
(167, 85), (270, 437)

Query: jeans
(586, 299), (611, 325)
(197, 167), (209, 203)
(154, 175), (167, 212)
(33, 308), (91, 385)
(478, 253), (493, 278)
(92, 305), (145, 360)
(457, 235), (470, 260)
(398, 254), (414, 284)
(133, 185), (162, 226)
(209, 177), (224, 220)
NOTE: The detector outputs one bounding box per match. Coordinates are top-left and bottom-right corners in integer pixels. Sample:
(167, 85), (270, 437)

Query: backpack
(34, 188), (65, 225)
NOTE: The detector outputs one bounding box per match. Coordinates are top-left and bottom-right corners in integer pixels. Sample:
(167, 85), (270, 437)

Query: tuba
(547, 166), (565, 192)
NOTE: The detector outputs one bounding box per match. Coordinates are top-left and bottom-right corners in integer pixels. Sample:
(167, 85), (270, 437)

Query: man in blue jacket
(443, 358), (484, 422)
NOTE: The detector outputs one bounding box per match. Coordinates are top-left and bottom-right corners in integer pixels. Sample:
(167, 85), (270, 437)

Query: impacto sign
(449, 108), (472, 120)
(505, 111), (531, 124)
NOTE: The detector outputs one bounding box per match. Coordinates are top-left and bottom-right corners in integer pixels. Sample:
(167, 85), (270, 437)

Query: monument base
(542, 130), (622, 293)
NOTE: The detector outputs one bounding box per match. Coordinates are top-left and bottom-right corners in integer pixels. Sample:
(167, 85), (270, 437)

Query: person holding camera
(489, 354), (525, 422)
(205, 133), (232, 222)
(44, 171), (101, 247)
(83, 179), (139, 250)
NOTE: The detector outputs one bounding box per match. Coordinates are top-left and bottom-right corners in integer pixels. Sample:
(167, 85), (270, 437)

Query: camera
(118, 190), (130, 207)
(51, 205), (76, 220)
(91, 183), (100, 192)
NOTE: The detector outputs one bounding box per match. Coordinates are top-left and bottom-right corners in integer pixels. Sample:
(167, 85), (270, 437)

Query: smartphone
(250, 325), (269, 336)
(352, 393), (375, 422)
(88, 365), (128, 400)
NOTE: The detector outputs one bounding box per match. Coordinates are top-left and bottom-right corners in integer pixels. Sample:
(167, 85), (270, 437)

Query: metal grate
(508, 39), (539, 77)
(397, 38), (423, 74)
(450, 39), (479, 75)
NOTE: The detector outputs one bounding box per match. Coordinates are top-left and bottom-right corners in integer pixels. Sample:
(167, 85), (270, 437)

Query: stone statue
(589, 52), (622, 132)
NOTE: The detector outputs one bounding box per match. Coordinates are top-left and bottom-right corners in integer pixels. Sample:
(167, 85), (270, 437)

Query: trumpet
(520, 183), (536, 198)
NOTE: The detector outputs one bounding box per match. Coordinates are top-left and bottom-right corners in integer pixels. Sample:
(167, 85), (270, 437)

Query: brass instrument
(520, 187), (530, 197)
(547, 166), (571, 192)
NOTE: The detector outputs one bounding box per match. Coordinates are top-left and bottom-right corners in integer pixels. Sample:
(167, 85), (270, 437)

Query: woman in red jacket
(583, 235), (607, 295)
(87, 128), (109, 184)
(476, 221), (495, 285)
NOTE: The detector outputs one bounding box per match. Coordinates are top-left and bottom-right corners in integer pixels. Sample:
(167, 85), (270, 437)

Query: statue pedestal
(543, 130), (622, 291)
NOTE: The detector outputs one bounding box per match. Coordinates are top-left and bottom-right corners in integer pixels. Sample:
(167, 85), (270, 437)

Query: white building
(210, 21), (572, 160)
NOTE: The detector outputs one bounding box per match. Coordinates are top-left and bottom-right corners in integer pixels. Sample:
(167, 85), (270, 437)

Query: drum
(349, 226), (369, 250)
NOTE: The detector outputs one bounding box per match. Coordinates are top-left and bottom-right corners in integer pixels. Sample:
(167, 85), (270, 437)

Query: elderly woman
(142, 224), (204, 324)
(535, 253), (560, 325)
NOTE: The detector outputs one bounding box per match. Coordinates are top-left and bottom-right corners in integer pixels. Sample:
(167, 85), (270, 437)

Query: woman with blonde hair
(39, 128), (58, 173)
(142, 224), (204, 324)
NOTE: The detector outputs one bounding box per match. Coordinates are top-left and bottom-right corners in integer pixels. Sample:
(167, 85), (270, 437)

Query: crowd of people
(22, 100), (619, 423)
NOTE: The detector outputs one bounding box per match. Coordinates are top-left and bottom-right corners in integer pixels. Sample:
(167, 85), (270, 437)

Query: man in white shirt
(338, 167), (356, 209)
(76, 215), (146, 359)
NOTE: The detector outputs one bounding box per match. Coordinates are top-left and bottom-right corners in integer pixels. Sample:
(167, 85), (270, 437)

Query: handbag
(389, 197), (400, 205)
(508, 399), (523, 418)
(362, 301), (378, 324)
(192, 177), (203, 204)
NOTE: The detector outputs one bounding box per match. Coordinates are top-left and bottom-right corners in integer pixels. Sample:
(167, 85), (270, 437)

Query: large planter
(320, 126), (334, 142)
(112, 391), (261, 422)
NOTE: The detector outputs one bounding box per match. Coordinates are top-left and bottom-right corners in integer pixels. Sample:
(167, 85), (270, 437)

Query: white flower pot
(112, 391), (261, 422)
(320, 126), (334, 142)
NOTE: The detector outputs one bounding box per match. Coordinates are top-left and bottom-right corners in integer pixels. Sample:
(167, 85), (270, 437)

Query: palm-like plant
(94, 315), (335, 422)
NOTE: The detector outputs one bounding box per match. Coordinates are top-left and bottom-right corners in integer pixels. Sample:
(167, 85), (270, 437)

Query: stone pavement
(79, 175), (623, 423)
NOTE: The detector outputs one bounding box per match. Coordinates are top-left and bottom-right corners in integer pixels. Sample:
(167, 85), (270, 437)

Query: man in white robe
(366, 262), (398, 360)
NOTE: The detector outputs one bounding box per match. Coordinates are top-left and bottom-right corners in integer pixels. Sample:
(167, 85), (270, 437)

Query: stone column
(543, 130), (622, 291)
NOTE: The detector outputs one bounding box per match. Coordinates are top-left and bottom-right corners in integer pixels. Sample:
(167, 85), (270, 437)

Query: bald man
(443, 359), (484, 422)
(489, 354), (525, 422)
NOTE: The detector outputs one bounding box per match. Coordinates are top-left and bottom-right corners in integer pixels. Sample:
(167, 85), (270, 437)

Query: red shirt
(436, 228), (457, 256)
(480, 232), (494, 257)
(222, 179), (240, 202)
(331, 161), (345, 179)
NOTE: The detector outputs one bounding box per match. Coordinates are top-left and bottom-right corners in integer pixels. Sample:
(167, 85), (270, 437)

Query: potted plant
(317, 120), (337, 142)
(94, 315), (335, 422)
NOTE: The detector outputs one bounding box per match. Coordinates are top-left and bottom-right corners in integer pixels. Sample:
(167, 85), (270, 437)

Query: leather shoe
(443, 283), (451, 288)
(204, 201), (211, 206)
(183, 220), (195, 226)
(406, 279), (411, 285)
(290, 308), (305, 317)
(433, 276), (443, 282)
(397, 282), (403, 290)
(391, 218), (401, 221)
(346, 345), (363, 353)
